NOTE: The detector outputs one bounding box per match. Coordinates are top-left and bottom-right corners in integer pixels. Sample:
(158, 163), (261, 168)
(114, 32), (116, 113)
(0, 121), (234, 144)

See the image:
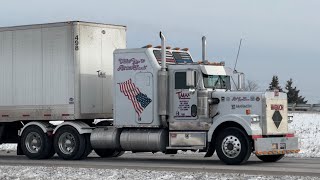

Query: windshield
(203, 74), (231, 89)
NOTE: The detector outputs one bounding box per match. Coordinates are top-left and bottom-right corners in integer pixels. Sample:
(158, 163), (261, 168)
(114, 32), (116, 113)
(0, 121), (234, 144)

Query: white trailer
(0, 22), (299, 164)
(0, 21), (126, 121)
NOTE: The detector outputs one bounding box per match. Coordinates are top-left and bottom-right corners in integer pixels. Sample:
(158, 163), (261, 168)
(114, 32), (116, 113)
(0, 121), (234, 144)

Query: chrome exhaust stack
(158, 32), (168, 127)
(202, 36), (208, 64)
(160, 32), (166, 71)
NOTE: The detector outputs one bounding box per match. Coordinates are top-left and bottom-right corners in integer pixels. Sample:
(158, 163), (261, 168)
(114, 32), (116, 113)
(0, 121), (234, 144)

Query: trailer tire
(94, 149), (124, 158)
(21, 125), (53, 159)
(256, 154), (284, 162)
(80, 134), (92, 159)
(215, 127), (252, 165)
(46, 147), (56, 159)
(54, 126), (86, 160)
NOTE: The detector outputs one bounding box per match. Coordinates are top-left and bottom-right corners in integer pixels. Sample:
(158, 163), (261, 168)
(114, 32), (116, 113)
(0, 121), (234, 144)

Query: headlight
(288, 115), (293, 123)
(251, 115), (260, 123)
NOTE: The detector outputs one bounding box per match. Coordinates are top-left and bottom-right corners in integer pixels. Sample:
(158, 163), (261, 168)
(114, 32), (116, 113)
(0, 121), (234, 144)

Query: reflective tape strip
(252, 135), (263, 139)
(255, 149), (300, 156)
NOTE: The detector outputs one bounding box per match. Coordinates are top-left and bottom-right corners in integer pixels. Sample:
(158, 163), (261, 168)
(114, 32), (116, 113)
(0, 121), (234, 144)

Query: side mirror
(186, 70), (195, 87)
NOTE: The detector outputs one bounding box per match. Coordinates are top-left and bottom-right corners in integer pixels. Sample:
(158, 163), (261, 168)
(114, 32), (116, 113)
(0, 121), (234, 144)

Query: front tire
(54, 126), (86, 160)
(21, 125), (53, 159)
(256, 154), (284, 162)
(215, 127), (252, 165)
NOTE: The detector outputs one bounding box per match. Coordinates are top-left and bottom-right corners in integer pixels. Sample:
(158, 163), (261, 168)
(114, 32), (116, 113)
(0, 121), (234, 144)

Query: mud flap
(17, 137), (24, 155)
(204, 142), (215, 157)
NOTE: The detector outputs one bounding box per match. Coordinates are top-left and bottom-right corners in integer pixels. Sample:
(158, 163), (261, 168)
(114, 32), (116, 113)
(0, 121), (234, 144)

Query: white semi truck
(0, 21), (299, 165)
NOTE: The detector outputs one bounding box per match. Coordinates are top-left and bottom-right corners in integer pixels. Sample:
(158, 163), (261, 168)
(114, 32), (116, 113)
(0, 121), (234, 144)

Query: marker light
(246, 109), (251, 115)
(142, 44), (152, 48)
(173, 47), (180, 50)
(251, 115), (260, 123)
(154, 45), (161, 48)
(182, 48), (189, 51)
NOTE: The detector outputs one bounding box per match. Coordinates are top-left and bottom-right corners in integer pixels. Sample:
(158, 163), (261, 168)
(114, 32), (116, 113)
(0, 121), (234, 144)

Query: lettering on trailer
(175, 91), (192, 118)
(117, 58), (147, 71)
(231, 104), (252, 109)
(271, 104), (284, 111)
(118, 79), (152, 117)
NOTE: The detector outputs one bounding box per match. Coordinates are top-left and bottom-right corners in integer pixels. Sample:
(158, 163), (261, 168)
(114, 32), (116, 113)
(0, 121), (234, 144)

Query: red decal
(271, 104), (284, 111)
(176, 91), (191, 99)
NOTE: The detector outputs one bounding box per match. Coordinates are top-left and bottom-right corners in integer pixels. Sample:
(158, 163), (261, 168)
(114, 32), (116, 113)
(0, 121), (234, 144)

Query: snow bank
(0, 165), (316, 180)
(289, 112), (320, 158)
(0, 144), (16, 152)
(1, 112), (320, 158)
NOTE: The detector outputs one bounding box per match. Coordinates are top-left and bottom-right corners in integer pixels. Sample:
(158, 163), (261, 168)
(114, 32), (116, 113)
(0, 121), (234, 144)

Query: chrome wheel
(25, 132), (42, 153)
(221, 135), (241, 158)
(58, 132), (76, 155)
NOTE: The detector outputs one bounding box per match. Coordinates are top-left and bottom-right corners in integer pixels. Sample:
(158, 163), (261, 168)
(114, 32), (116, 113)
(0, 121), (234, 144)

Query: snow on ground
(1, 112), (320, 158)
(0, 143), (16, 152)
(288, 112), (320, 158)
(0, 165), (318, 180)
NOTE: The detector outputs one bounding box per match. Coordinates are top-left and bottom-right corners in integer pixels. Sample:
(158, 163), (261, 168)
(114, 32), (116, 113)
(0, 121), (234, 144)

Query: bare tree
(245, 80), (260, 91)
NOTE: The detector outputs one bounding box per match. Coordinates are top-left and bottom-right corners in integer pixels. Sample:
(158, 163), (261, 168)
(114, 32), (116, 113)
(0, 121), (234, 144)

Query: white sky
(1, 0), (319, 103)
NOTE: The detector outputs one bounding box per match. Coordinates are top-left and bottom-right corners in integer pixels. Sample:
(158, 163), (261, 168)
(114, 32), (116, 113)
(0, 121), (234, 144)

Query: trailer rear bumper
(254, 137), (299, 156)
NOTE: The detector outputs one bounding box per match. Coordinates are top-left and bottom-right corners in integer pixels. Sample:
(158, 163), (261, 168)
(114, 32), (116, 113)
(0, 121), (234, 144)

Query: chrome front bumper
(254, 137), (299, 156)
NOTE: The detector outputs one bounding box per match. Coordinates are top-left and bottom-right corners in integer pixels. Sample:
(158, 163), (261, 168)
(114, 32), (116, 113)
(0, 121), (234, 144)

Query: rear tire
(21, 126), (53, 159)
(215, 127), (252, 165)
(94, 149), (124, 158)
(256, 154), (284, 162)
(54, 126), (86, 160)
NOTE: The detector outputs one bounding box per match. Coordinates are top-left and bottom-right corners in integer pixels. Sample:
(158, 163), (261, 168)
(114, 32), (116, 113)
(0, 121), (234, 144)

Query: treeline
(268, 76), (307, 104)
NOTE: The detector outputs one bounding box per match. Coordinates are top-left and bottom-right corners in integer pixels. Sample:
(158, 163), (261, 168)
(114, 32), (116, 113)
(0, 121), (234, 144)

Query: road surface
(0, 151), (319, 177)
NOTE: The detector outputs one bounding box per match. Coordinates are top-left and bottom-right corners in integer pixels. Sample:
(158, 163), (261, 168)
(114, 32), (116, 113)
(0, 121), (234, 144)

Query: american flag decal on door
(118, 79), (152, 117)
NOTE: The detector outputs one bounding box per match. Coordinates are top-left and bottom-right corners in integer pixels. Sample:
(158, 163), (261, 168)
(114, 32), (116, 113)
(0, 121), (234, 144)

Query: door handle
(97, 70), (106, 78)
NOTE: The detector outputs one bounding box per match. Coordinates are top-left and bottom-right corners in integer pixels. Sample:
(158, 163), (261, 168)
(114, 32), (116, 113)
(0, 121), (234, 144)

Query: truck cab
(112, 33), (299, 165)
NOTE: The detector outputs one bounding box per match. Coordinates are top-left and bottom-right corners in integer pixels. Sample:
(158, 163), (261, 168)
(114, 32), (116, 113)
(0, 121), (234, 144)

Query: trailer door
(79, 25), (103, 114)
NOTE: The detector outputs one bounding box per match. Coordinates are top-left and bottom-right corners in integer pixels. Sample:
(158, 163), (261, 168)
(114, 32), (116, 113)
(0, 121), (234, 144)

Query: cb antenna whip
(233, 38), (242, 73)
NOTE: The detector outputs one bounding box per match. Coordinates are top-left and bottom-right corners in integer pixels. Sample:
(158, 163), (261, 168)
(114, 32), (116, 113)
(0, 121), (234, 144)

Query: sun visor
(200, 65), (227, 75)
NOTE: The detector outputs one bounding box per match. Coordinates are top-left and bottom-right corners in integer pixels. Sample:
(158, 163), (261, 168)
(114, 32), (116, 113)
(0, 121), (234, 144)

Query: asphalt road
(0, 151), (319, 177)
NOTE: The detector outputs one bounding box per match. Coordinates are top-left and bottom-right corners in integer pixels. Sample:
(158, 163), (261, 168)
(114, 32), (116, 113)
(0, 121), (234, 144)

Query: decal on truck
(117, 58), (147, 71)
(174, 90), (193, 118)
(118, 79), (152, 117)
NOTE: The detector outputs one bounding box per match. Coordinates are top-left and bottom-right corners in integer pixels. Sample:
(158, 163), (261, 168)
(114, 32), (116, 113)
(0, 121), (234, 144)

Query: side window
(175, 71), (197, 89)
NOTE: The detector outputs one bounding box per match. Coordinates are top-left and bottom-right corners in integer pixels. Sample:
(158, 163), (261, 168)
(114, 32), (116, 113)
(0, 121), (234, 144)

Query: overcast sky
(1, 0), (319, 103)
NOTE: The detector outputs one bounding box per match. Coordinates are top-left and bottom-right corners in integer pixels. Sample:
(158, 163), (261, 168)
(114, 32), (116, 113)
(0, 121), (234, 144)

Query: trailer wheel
(80, 134), (92, 159)
(54, 126), (86, 160)
(215, 127), (252, 165)
(256, 154), (284, 162)
(21, 125), (53, 159)
(94, 149), (124, 158)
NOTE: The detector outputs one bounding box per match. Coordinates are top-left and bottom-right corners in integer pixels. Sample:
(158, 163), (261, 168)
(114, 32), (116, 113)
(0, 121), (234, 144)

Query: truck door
(173, 71), (198, 120)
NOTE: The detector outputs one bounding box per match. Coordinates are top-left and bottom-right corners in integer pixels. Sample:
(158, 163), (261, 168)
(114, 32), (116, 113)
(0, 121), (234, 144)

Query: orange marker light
(142, 44), (152, 48)
(246, 109), (251, 115)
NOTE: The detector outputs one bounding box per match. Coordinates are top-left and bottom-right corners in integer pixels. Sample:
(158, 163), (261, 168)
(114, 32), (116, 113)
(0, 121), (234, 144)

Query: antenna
(233, 38), (242, 73)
